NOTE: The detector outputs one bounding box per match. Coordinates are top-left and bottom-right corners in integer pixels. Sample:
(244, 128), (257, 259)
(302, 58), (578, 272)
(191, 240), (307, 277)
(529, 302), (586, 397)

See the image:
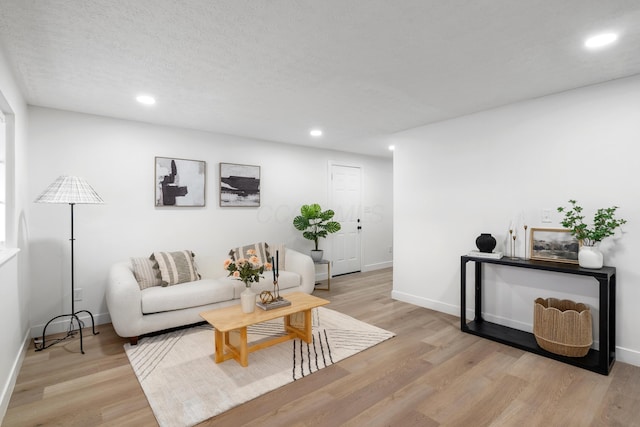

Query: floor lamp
(34, 176), (103, 354)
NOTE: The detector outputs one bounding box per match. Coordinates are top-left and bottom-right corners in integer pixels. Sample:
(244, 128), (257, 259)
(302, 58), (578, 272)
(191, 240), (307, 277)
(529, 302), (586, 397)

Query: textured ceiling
(1, 1), (640, 157)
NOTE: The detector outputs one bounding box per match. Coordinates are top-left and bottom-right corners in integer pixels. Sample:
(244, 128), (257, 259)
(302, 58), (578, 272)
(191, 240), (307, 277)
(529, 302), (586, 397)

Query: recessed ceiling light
(584, 33), (618, 49)
(310, 129), (322, 137)
(136, 94), (156, 105)
(388, 145), (395, 151)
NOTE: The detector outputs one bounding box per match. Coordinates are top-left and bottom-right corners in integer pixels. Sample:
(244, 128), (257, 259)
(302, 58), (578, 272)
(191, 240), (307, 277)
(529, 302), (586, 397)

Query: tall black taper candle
(272, 256), (276, 281)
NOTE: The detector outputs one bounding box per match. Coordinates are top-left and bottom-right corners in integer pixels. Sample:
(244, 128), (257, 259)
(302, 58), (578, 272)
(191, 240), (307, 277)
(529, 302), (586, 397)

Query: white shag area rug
(124, 307), (395, 427)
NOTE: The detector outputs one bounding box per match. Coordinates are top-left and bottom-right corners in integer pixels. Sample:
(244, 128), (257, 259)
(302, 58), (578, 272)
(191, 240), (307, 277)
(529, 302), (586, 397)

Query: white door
(330, 163), (362, 275)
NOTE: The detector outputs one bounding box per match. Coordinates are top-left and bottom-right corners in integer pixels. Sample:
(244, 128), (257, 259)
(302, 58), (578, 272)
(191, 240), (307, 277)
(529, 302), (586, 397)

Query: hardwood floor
(5, 268), (640, 426)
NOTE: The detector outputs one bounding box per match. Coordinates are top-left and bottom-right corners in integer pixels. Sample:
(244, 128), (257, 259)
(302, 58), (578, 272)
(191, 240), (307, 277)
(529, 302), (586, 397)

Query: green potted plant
(293, 203), (341, 261)
(557, 200), (627, 269)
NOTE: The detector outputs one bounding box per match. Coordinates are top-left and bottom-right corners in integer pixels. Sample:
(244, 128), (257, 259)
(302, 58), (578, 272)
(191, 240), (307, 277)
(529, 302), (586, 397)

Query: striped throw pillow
(228, 242), (270, 265)
(150, 250), (200, 286)
(131, 257), (163, 289)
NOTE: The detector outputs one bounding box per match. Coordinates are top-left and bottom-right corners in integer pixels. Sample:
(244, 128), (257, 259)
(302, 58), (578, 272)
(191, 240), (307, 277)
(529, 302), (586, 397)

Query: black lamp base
(34, 310), (99, 354)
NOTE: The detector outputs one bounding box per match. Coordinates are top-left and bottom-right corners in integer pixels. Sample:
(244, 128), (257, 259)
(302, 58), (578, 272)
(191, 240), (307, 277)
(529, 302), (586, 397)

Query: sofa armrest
(285, 248), (315, 294)
(106, 261), (143, 338)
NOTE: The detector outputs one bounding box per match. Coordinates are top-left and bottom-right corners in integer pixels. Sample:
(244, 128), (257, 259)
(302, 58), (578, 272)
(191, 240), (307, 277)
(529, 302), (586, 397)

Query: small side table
(314, 259), (331, 291)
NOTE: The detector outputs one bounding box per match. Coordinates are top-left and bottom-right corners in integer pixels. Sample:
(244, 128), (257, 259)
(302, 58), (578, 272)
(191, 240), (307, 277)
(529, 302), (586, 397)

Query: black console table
(460, 255), (615, 375)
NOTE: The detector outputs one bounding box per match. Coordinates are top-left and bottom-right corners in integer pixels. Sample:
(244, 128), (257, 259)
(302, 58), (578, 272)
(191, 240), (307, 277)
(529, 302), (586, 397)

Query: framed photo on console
(219, 163), (261, 207)
(529, 228), (579, 264)
(155, 157), (206, 207)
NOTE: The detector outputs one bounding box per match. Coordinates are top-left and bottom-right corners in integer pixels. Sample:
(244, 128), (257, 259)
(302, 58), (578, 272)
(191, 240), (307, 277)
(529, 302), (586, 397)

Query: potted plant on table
(557, 200), (627, 269)
(293, 203), (341, 262)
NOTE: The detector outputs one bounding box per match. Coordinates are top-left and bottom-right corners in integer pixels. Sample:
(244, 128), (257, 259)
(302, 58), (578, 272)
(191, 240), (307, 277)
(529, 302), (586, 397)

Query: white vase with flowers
(224, 249), (272, 313)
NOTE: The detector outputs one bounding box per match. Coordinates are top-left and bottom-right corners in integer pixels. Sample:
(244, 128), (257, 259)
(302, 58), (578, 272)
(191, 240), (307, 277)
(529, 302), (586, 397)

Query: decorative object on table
(34, 176), (103, 354)
(529, 228), (579, 264)
(557, 199), (627, 269)
(259, 291), (274, 304)
(467, 250), (503, 259)
(256, 252), (291, 310)
(293, 203), (341, 261)
(224, 248), (267, 313)
(219, 162), (260, 207)
(507, 225), (516, 258)
(475, 233), (497, 253)
(533, 297), (592, 357)
(155, 157), (205, 207)
(256, 297), (292, 310)
(507, 216), (527, 258)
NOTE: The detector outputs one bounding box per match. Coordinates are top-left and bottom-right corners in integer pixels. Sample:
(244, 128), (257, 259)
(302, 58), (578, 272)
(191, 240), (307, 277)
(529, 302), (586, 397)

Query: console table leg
(474, 262), (483, 322)
(460, 258), (467, 329)
(610, 274), (617, 361)
(598, 277), (612, 372)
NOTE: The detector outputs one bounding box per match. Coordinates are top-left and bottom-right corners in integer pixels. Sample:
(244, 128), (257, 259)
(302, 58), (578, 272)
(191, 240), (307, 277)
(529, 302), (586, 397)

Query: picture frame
(155, 157), (206, 207)
(219, 163), (261, 207)
(529, 227), (579, 264)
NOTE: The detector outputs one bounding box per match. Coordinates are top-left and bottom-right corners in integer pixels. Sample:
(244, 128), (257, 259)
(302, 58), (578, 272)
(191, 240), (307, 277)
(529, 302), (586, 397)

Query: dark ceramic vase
(476, 233), (497, 253)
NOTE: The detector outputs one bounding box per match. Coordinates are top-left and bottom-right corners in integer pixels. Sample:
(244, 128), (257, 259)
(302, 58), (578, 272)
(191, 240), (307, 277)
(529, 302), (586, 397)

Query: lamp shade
(35, 175), (104, 204)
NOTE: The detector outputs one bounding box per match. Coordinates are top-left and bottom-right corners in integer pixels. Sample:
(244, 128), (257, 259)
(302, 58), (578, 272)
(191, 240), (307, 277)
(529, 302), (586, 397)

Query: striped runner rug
(124, 307), (395, 427)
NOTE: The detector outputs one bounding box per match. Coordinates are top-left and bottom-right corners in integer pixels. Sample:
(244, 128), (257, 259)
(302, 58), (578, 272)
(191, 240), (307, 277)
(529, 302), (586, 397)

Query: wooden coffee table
(199, 292), (330, 367)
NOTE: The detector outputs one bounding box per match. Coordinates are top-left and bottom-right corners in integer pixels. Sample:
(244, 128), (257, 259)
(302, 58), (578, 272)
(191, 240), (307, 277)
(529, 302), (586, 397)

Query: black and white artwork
(530, 228), (579, 264)
(155, 157), (206, 207)
(219, 163), (260, 207)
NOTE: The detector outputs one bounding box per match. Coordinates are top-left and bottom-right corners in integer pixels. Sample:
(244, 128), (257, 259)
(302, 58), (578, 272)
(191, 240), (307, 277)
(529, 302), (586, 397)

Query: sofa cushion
(151, 250), (200, 286)
(231, 270), (301, 299)
(141, 279), (234, 314)
(131, 257), (163, 289)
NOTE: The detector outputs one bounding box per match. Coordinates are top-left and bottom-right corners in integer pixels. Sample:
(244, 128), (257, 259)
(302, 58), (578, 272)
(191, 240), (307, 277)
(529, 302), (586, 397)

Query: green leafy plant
(293, 203), (341, 250)
(557, 200), (627, 246)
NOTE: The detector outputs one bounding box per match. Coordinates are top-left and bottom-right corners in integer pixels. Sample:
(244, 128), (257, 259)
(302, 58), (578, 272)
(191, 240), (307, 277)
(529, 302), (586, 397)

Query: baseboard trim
(0, 328), (30, 425)
(314, 261), (392, 281)
(362, 261), (393, 272)
(391, 290), (458, 317)
(616, 346), (640, 367)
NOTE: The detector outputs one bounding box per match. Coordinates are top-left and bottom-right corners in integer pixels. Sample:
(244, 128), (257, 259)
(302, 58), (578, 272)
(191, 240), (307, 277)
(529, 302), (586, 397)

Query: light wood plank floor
(5, 268), (640, 426)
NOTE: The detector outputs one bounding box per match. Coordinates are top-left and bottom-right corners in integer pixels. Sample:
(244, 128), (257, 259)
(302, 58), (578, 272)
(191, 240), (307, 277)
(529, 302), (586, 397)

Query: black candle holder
(256, 277), (291, 310)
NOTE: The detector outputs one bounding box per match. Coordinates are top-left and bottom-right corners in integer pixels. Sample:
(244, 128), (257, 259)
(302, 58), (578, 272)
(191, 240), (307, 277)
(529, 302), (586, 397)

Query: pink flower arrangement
(224, 249), (272, 287)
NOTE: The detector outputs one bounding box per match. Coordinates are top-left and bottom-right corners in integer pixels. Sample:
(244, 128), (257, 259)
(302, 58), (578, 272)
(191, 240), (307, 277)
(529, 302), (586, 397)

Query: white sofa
(106, 247), (315, 344)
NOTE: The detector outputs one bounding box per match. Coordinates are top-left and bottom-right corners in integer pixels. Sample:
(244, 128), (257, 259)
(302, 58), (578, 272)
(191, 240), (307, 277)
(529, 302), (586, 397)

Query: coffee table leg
(303, 309), (312, 342)
(283, 310), (314, 343)
(239, 327), (248, 367)
(214, 329), (224, 363)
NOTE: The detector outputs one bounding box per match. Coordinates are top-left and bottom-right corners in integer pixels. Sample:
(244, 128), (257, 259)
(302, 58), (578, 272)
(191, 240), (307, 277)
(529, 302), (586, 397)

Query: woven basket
(533, 298), (592, 357)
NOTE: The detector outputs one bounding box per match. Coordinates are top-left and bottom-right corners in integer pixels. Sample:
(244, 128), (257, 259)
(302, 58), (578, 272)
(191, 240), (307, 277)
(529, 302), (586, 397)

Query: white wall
(393, 74), (640, 366)
(0, 46), (30, 423)
(27, 106), (393, 335)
